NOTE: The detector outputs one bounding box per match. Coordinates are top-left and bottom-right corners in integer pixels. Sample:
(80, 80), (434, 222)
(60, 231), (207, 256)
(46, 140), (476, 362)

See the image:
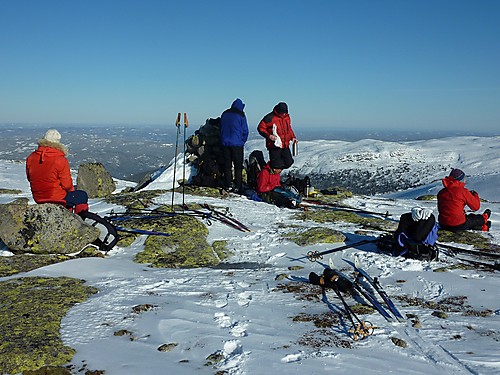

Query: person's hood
(442, 175), (465, 189)
(231, 98), (245, 112)
(37, 139), (69, 155)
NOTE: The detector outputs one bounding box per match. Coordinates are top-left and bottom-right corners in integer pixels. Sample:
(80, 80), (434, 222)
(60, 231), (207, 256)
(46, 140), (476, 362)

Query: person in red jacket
(26, 129), (88, 214)
(256, 162), (300, 208)
(256, 163), (282, 195)
(437, 168), (491, 232)
(257, 102), (298, 170)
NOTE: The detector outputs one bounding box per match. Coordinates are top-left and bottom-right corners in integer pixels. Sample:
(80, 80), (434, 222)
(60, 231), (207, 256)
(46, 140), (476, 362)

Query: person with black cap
(437, 168), (491, 231)
(257, 102), (298, 170)
(26, 129), (89, 215)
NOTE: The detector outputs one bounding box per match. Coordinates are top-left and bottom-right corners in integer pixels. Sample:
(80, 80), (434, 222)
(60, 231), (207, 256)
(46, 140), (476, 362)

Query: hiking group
(24, 105), (492, 257)
(218, 99), (301, 208)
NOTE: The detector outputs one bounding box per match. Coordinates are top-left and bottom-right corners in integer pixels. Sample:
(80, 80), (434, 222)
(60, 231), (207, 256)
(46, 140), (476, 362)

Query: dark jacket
(394, 212), (436, 243)
(437, 176), (480, 227)
(220, 99), (249, 147)
(257, 104), (296, 150)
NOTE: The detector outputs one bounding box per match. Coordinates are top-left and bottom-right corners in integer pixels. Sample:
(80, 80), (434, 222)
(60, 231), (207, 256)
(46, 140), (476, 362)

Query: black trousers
(268, 147), (294, 169)
(440, 213), (486, 231)
(222, 146), (244, 190)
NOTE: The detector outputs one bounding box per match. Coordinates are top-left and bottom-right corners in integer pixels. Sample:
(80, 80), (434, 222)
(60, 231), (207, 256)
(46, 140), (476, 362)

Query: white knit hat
(43, 129), (61, 143)
(411, 206), (433, 221)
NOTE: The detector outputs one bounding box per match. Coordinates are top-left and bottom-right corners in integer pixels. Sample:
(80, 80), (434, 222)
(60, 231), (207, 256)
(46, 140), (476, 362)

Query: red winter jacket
(437, 176), (480, 227)
(256, 164), (282, 194)
(26, 142), (74, 203)
(257, 110), (296, 150)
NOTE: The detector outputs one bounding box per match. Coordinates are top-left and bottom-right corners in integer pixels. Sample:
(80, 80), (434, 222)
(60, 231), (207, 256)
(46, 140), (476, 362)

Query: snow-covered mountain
(0, 136), (499, 375)
(145, 135), (500, 200)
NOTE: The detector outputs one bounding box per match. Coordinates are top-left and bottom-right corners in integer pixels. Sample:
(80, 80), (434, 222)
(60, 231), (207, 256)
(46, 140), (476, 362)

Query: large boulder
(0, 201), (100, 254)
(76, 162), (116, 198)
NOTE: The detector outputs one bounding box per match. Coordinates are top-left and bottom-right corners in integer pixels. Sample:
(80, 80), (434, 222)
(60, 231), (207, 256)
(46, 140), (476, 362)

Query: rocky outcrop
(76, 162), (116, 198)
(0, 201), (100, 254)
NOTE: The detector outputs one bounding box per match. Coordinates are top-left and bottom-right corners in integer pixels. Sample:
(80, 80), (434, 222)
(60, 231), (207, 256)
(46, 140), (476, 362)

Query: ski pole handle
(175, 113), (181, 127)
(184, 113), (189, 128)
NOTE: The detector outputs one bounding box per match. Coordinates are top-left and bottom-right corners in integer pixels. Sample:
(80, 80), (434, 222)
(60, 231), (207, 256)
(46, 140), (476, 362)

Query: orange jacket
(26, 142), (74, 203)
(437, 176), (480, 227)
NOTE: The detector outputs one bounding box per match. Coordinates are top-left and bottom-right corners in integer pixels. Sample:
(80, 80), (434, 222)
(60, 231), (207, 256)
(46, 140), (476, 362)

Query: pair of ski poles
(171, 113), (189, 210)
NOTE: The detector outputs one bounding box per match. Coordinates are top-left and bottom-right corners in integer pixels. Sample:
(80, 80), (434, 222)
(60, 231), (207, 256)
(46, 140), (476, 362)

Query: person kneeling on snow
(26, 129), (89, 215)
(437, 168), (491, 232)
(392, 207), (438, 260)
(256, 161), (301, 209)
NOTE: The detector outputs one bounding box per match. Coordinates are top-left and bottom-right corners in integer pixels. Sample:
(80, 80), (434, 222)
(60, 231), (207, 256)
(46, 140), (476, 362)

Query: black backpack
(246, 150), (266, 189)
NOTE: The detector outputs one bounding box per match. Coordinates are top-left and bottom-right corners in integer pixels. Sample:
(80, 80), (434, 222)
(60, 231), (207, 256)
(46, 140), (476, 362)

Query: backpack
(282, 175), (310, 196)
(377, 231), (439, 261)
(245, 150), (266, 189)
(191, 154), (224, 188)
(80, 211), (119, 252)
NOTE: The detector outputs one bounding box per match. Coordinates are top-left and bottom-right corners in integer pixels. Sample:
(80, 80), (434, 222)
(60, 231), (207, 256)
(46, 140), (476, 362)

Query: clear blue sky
(1, 0), (499, 133)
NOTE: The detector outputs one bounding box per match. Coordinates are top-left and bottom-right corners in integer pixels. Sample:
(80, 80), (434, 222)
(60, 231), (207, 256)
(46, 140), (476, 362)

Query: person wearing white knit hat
(392, 206), (438, 259)
(26, 129), (88, 214)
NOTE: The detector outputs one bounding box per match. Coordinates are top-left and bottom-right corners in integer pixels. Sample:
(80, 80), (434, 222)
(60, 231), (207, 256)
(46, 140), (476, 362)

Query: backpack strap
(79, 211), (119, 252)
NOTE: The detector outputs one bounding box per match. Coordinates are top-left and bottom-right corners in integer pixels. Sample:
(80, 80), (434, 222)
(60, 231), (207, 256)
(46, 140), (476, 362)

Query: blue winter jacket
(220, 98), (249, 147)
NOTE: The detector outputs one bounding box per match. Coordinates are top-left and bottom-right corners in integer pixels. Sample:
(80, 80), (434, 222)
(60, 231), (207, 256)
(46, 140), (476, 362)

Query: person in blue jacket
(220, 98), (249, 193)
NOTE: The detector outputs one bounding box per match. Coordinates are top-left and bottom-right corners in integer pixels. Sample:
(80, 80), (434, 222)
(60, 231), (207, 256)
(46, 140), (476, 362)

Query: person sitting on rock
(392, 206), (438, 259)
(437, 168), (491, 232)
(26, 129), (89, 215)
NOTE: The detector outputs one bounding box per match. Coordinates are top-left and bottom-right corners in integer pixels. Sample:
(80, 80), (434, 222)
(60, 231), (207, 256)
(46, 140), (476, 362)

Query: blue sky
(1, 0), (499, 133)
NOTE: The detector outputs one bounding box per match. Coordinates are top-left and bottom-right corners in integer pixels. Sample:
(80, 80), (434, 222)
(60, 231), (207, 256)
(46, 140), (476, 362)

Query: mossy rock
(416, 195), (436, 201)
(438, 230), (491, 249)
(0, 254), (71, 277)
(131, 206), (225, 268)
(284, 227), (346, 246)
(0, 276), (98, 374)
(312, 188), (354, 201)
(175, 185), (228, 198)
(0, 188), (22, 195)
(294, 210), (397, 232)
(105, 190), (167, 210)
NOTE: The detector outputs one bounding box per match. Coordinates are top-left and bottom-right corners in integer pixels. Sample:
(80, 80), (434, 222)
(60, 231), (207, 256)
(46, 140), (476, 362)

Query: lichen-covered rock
(76, 162), (116, 198)
(284, 227), (346, 246)
(0, 254), (71, 277)
(131, 206), (225, 268)
(294, 209), (397, 232)
(0, 276), (98, 374)
(0, 202), (99, 254)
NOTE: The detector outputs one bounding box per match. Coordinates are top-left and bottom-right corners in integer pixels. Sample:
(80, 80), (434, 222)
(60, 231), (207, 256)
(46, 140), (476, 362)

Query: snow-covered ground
(0, 136), (499, 375)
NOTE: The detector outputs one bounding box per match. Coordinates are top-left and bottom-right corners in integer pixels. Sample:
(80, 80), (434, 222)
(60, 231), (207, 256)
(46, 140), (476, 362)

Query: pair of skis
(309, 270), (376, 341)
(310, 256), (405, 339)
(171, 113), (189, 209)
(107, 205), (250, 233)
(182, 203), (251, 233)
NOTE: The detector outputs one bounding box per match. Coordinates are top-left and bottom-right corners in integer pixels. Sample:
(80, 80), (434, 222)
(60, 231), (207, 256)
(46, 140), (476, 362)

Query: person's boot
(482, 221), (491, 232)
(483, 209), (491, 220)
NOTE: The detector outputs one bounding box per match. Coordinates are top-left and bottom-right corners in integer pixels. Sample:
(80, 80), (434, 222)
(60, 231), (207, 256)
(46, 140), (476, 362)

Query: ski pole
(307, 239), (378, 261)
(171, 113), (181, 209)
(182, 113), (189, 208)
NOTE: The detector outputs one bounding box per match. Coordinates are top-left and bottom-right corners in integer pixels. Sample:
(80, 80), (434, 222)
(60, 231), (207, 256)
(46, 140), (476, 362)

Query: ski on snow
(327, 259), (395, 322)
(346, 256), (405, 322)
